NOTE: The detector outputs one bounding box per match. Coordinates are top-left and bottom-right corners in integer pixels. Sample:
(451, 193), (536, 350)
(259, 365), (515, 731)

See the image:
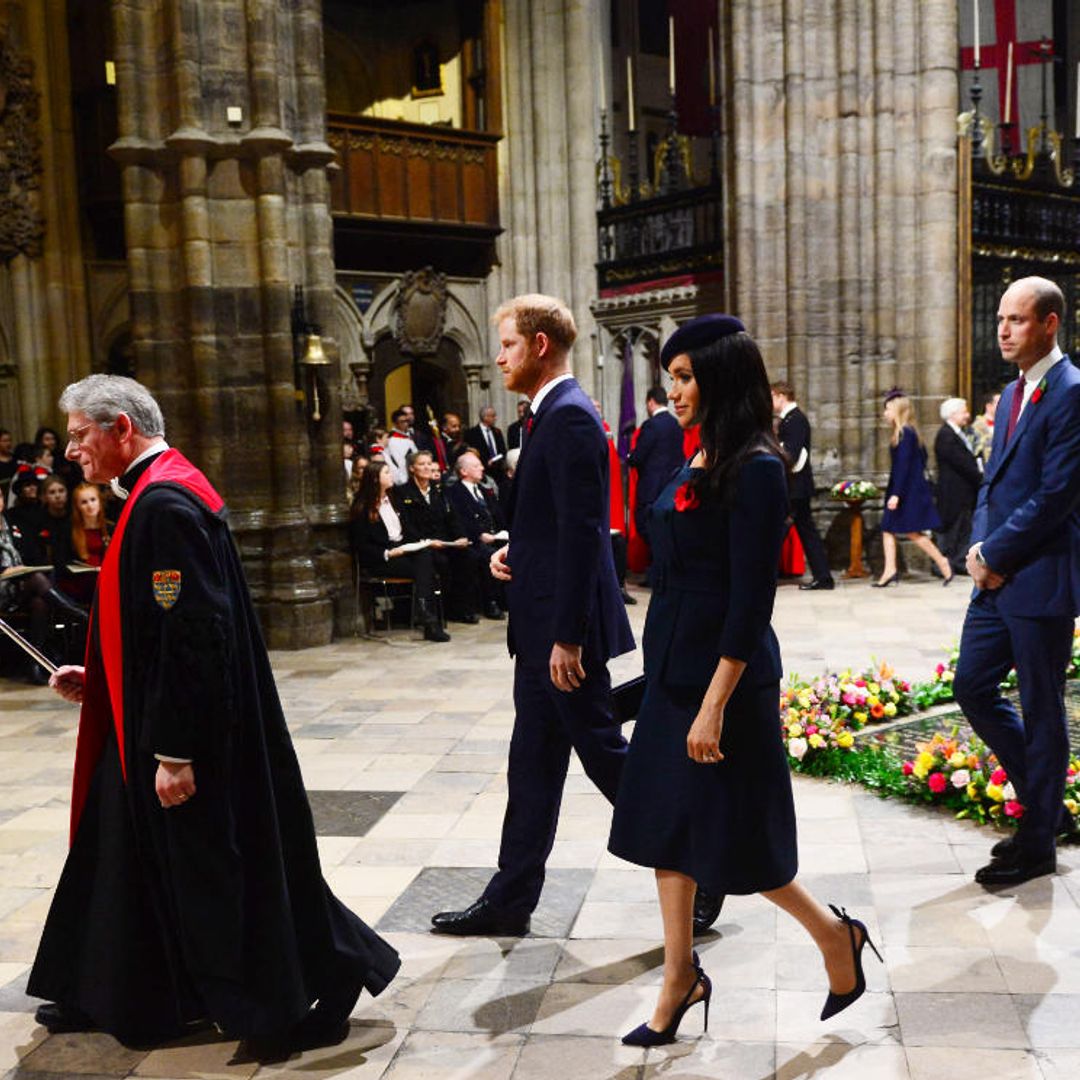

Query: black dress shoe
(993, 816), (1080, 857)
(34, 1001), (97, 1033)
(431, 898), (529, 936)
(975, 852), (1056, 887)
(692, 888), (725, 933)
(483, 602), (505, 620)
(449, 612), (481, 625)
(799, 578), (835, 591)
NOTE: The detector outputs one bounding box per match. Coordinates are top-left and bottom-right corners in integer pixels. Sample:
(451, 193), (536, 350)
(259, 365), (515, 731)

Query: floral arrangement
(899, 731), (1080, 829)
(829, 479), (880, 501)
(781, 661), (913, 765)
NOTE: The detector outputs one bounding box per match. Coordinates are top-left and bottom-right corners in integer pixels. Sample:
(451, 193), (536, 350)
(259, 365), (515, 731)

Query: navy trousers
(482, 653), (627, 915)
(953, 591), (1074, 858)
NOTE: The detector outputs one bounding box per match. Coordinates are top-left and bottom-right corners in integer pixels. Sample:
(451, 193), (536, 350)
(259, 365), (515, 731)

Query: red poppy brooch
(673, 482), (700, 512)
(1030, 377), (1048, 405)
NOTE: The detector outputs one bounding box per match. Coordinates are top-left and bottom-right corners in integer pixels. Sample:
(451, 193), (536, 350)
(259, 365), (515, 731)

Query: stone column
(488, 0), (603, 398)
(111, 0), (340, 647)
(0, 0), (93, 435)
(724, 0), (958, 483)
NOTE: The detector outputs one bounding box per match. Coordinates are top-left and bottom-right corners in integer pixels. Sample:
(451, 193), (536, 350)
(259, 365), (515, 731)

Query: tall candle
(669, 16), (676, 94)
(1075, 62), (1080, 138)
(973, 0), (980, 67)
(708, 29), (716, 106)
(1003, 41), (1013, 123)
(626, 55), (636, 131)
(598, 48), (607, 111)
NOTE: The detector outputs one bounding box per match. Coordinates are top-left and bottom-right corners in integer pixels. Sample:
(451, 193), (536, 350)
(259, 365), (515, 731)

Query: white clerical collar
(529, 372), (573, 414)
(1022, 344), (1063, 388)
(110, 440), (169, 500)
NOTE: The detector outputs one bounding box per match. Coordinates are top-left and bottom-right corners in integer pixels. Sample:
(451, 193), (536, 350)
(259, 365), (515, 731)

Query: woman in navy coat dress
(608, 316), (880, 1047)
(876, 390), (953, 587)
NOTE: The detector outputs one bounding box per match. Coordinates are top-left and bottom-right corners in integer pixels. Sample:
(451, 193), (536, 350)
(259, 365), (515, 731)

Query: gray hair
(58, 374), (165, 438)
(939, 397), (968, 421)
(405, 449), (432, 470)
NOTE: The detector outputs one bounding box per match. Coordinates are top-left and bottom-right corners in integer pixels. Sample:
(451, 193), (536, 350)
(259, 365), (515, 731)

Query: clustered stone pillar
(112, 0), (343, 648)
(724, 0), (959, 480)
(488, 0), (602, 395)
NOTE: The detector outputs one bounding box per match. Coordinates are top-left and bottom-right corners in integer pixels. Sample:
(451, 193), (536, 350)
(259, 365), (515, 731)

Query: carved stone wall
(111, 0), (342, 648)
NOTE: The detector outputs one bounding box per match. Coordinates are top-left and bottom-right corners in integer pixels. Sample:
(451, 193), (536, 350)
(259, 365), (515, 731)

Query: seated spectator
(0, 429), (16, 487)
(348, 461), (450, 642)
(57, 481), (109, 604)
(369, 426), (388, 459)
(6, 470), (48, 562)
(348, 453), (368, 502)
(396, 450), (479, 625)
(39, 475), (73, 567)
(447, 450), (507, 619)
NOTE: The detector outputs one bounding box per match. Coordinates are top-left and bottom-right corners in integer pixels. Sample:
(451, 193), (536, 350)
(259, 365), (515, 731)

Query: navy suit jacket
(972, 355), (1080, 618)
(628, 409), (684, 511)
(447, 480), (506, 543)
(505, 377), (634, 665)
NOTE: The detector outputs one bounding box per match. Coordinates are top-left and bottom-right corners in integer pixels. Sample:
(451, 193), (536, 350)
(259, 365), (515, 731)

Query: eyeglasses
(66, 421), (111, 449)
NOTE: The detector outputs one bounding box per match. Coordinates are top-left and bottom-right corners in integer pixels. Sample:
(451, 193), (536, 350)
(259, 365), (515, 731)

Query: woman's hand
(387, 546), (405, 558)
(687, 704), (725, 764)
(886, 495), (899, 510)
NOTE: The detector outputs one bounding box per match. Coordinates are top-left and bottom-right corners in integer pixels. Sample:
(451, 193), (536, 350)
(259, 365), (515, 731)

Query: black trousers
(391, 551), (436, 601)
(430, 546), (482, 617)
(789, 497), (832, 582)
(937, 505), (975, 574)
(481, 654), (627, 915)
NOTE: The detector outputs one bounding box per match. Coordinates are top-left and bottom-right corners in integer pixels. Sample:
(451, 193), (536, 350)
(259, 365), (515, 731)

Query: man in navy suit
(628, 386), (684, 559)
(953, 276), (1080, 887)
(430, 294), (636, 936)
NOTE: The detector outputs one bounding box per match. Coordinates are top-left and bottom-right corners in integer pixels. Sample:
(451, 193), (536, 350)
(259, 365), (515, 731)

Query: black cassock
(28, 450), (400, 1040)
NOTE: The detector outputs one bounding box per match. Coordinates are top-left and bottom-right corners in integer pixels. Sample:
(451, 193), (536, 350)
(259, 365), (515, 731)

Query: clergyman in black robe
(28, 374), (400, 1048)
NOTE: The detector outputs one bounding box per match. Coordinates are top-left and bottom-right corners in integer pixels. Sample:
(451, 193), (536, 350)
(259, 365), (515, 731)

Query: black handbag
(612, 675), (646, 724)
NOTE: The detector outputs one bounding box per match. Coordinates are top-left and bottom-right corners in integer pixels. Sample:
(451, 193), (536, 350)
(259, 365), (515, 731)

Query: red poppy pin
(673, 482), (700, 512)
(1030, 377), (1048, 405)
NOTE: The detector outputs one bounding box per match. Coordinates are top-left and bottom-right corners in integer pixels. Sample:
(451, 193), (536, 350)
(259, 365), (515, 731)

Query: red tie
(1005, 375), (1025, 443)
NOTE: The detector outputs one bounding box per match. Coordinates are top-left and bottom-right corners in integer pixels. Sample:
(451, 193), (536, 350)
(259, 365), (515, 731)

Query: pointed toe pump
(622, 968), (712, 1047)
(820, 904), (883, 1021)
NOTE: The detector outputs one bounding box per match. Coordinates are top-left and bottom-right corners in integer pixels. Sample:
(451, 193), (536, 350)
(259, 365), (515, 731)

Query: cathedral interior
(0, 0), (1077, 646)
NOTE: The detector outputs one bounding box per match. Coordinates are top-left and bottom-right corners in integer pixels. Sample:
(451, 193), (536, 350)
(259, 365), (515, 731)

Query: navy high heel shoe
(871, 571), (900, 588)
(820, 904), (883, 1021)
(622, 967), (712, 1047)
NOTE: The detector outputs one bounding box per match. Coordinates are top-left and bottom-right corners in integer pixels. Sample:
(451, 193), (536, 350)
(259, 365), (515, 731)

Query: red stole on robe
(68, 449), (224, 844)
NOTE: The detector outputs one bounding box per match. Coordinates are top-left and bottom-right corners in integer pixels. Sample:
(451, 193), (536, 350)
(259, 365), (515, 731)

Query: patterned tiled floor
(2, 575), (1079, 1078)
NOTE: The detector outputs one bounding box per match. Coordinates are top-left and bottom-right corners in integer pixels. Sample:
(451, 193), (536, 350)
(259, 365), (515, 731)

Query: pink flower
(901, 761), (914, 776)
(935, 663), (945, 675)
(1004, 800), (1025, 818)
(673, 482), (700, 512)
(990, 767), (1008, 786)
(928, 773), (947, 794)
(806, 725), (818, 735)
(855, 679), (867, 688)
(842, 692), (857, 706)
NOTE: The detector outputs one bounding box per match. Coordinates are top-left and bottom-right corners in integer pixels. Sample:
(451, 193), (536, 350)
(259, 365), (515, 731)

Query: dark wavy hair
(681, 331), (788, 503)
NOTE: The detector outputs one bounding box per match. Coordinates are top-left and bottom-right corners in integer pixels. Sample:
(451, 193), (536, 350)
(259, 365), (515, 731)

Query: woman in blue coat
(876, 389), (953, 587)
(608, 316), (879, 1046)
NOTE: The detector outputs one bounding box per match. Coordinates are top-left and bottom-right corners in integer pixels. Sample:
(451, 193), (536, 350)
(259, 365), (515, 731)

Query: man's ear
(534, 331), (550, 360)
(113, 413), (134, 441)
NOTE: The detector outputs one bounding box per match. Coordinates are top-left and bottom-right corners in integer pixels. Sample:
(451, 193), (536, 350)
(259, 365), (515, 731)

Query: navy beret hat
(660, 314), (746, 369)
(882, 387), (906, 405)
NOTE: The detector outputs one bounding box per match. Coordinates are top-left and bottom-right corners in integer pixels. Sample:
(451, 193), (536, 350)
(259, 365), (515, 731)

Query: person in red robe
(29, 374), (400, 1051)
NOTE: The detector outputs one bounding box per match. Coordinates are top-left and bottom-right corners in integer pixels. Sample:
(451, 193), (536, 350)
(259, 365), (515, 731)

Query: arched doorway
(371, 335), (469, 432)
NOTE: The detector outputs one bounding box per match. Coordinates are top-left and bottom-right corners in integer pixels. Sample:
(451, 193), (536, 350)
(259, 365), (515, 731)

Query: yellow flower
(809, 733), (826, 749)
(867, 695), (880, 708)
(948, 752), (966, 769)
(986, 783), (1004, 802)
(1065, 799), (1079, 816)
(883, 702), (897, 718)
(916, 751), (936, 773)
(836, 731), (854, 749)
(853, 711), (867, 724)
(942, 670), (955, 683)
(788, 724), (803, 738)
(966, 783), (979, 800)
(868, 682), (881, 695)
